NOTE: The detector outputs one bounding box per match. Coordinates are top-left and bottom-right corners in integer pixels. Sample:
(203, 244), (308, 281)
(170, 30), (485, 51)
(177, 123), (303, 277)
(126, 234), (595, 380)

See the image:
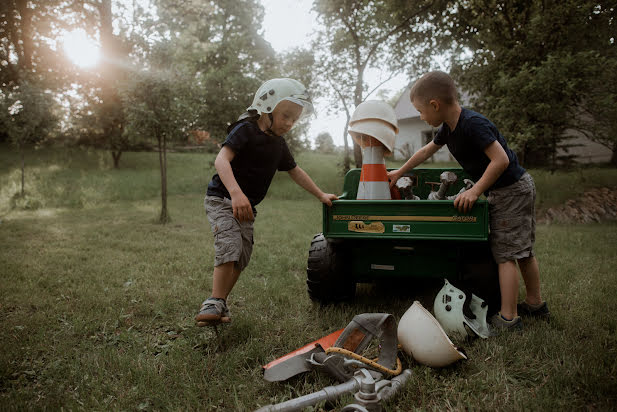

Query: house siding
(392, 85), (611, 165)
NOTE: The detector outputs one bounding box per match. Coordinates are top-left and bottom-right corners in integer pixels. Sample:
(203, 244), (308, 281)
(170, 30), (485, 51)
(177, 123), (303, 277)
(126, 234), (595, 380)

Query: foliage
(1, 78), (59, 196)
(276, 47), (318, 153)
(122, 41), (195, 223)
(0, 0), (74, 91)
(0, 0), (80, 148)
(447, 0), (617, 167)
(312, 0), (447, 167)
(152, 0), (276, 139)
(314, 131), (336, 153)
(575, 55), (617, 165)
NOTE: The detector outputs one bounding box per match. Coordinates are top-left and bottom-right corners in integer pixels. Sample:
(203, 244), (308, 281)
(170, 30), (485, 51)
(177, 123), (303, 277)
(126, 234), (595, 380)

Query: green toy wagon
(307, 168), (500, 312)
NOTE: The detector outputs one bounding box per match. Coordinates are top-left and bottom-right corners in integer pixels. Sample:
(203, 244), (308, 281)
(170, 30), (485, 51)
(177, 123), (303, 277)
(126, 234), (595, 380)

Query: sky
(260, 0), (409, 147)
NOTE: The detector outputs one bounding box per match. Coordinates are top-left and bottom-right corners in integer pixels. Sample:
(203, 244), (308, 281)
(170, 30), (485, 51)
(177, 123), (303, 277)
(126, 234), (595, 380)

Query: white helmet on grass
(397, 301), (467, 368)
(433, 279), (492, 339)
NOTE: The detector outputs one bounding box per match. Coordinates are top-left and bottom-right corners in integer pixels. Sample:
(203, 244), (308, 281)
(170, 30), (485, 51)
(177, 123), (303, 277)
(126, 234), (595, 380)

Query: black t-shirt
(434, 108), (525, 192)
(206, 120), (297, 207)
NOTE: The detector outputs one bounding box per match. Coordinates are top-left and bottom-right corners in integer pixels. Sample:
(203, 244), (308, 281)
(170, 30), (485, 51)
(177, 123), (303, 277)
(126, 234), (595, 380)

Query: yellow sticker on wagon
(348, 221), (385, 233)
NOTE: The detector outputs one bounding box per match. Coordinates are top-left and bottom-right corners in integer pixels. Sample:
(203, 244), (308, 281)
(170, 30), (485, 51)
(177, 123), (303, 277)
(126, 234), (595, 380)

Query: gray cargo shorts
(204, 196), (255, 271)
(487, 173), (536, 264)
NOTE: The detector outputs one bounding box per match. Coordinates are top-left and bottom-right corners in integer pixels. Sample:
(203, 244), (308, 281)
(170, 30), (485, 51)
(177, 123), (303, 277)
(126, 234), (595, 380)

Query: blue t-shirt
(206, 120), (297, 207)
(433, 108), (525, 192)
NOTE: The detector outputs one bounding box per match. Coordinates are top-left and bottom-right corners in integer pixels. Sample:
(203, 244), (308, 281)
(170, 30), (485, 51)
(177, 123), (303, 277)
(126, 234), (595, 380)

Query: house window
(421, 129), (437, 162)
(421, 130), (434, 145)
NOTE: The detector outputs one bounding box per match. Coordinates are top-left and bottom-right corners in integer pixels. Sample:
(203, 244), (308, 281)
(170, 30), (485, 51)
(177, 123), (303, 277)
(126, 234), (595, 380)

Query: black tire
(306, 233), (356, 303)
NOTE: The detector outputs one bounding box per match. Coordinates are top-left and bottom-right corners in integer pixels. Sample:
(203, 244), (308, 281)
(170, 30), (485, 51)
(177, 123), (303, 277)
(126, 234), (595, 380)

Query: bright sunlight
(61, 29), (100, 68)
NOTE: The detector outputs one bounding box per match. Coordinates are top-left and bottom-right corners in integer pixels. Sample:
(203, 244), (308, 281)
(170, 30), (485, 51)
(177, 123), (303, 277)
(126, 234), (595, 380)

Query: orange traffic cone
(357, 135), (391, 200)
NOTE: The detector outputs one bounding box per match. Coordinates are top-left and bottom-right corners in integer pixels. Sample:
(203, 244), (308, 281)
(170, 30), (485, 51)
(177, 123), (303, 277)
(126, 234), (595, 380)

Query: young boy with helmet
(196, 78), (338, 327)
(388, 71), (550, 331)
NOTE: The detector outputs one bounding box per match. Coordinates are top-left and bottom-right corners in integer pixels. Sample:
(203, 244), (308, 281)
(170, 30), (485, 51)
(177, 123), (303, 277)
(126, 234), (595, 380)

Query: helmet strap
(265, 112), (279, 137)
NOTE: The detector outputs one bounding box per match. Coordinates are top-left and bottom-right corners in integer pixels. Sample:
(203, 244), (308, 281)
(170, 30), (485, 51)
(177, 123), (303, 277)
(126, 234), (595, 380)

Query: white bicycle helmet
(348, 100), (398, 154)
(350, 100), (399, 133)
(397, 301), (467, 368)
(433, 279), (492, 339)
(247, 78), (313, 116)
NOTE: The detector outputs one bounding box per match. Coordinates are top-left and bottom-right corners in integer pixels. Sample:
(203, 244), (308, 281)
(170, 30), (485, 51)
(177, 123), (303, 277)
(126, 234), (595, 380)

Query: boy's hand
(387, 169), (402, 187)
(454, 190), (479, 214)
(231, 192), (254, 221)
(319, 193), (339, 207)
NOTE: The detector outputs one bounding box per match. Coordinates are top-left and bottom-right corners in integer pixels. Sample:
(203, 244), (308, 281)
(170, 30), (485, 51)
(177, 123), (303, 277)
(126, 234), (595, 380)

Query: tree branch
(363, 1), (435, 67)
(364, 70), (402, 100)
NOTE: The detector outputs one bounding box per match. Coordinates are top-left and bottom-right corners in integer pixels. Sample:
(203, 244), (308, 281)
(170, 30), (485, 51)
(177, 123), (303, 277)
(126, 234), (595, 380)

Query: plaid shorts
(487, 173), (536, 264)
(204, 196), (255, 271)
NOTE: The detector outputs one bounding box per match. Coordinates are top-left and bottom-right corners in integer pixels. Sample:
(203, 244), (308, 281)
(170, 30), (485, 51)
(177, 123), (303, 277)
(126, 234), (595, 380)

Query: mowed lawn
(1, 146), (616, 411)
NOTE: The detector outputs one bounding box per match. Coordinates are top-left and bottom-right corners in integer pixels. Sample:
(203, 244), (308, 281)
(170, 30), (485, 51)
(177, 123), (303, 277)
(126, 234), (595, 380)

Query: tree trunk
(353, 64), (364, 168)
(342, 129), (350, 174)
(15, 0), (33, 72)
(99, 0), (125, 169)
(158, 135), (170, 224)
(112, 151), (122, 168)
(20, 145), (25, 197)
(550, 135), (557, 173)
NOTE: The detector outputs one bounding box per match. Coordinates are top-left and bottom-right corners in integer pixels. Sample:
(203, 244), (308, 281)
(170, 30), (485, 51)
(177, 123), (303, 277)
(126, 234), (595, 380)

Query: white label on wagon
(392, 224), (411, 233)
(371, 264), (395, 271)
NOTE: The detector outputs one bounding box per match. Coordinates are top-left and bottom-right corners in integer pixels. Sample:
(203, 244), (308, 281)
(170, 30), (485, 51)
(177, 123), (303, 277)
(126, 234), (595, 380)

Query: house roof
(394, 85), (419, 121)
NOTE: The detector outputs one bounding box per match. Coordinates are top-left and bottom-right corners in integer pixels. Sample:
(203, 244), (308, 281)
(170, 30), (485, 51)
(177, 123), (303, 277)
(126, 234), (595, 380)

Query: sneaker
(489, 312), (523, 332)
(195, 298), (231, 327)
(517, 301), (550, 320)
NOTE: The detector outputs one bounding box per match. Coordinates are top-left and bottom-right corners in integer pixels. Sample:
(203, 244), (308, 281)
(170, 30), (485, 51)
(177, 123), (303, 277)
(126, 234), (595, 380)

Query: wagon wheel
(306, 233), (356, 303)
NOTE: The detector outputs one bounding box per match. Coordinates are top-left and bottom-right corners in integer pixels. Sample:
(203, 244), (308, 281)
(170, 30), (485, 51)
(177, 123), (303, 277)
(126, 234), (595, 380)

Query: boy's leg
(199, 196), (253, 326)
(195, 263), (240, 326)
(498, 260), (519, 319)
(518, 256), (542, 306)
(212, 261), (242, 300)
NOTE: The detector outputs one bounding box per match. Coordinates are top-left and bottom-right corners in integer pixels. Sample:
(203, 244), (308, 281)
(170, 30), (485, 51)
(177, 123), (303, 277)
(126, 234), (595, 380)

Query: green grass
(1, 146), (616, 410)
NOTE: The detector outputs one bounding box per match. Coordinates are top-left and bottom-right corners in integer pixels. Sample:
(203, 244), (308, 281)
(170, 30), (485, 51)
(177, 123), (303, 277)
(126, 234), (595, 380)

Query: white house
(392, 85), (612, 164)
(392, 85), (454, 162)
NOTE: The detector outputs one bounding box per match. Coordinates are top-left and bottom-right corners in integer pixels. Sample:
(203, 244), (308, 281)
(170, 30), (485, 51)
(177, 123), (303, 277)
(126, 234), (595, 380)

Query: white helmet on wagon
(348, 100), (398, 154)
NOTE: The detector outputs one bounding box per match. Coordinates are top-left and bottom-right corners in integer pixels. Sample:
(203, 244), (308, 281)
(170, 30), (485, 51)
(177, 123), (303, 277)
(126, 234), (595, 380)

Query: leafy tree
(447, 0), (617, 167)
(122, 42), (194, 224)
(312, 0), (445, 169)
(1, 78), (58, 197)
(55, 0), (138, 166)
(0, 0), (72, 144)
(154, 0), (277, 141)
(0, 0), (67, 88)
(276, 47), (317, 154)
(314, 131), (336, 153)
(96, 0), (131, 168)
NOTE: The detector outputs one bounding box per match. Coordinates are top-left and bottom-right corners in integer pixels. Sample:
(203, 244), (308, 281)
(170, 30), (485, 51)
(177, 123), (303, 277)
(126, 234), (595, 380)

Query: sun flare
(61, 29), (100, 68)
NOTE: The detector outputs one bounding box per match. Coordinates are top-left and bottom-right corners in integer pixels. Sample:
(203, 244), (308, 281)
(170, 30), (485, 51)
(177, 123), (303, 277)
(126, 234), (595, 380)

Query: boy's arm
(287, 166), (338, 206)
(214, 146), (254, 221)
(387, 141), (442, 187)
(454, 140), (509, 213)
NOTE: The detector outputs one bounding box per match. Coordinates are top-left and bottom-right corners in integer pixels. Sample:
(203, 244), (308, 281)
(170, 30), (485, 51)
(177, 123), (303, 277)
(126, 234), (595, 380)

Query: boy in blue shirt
(196, 78), (338, 327)
(388, 71), (549, 330)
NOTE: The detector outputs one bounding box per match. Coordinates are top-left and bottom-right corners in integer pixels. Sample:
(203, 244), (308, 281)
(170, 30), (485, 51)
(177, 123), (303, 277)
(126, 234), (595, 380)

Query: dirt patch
(538, 187), (617, 223)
